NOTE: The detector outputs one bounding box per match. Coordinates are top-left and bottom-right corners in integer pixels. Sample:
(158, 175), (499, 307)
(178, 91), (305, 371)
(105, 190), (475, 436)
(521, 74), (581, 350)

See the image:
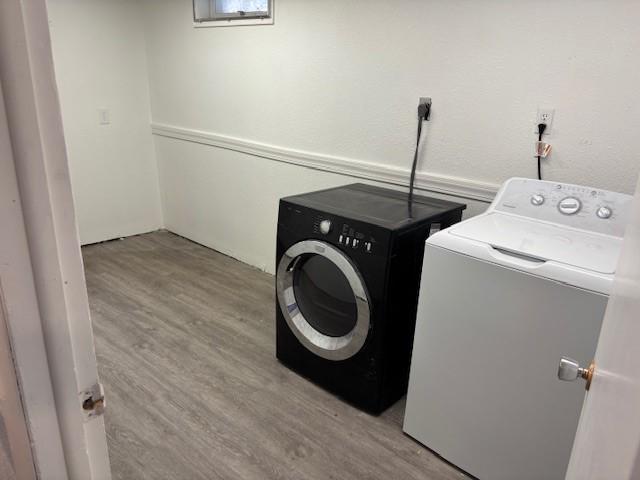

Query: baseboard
(151, 123), (499, 203)
(79, 227), (164, 247)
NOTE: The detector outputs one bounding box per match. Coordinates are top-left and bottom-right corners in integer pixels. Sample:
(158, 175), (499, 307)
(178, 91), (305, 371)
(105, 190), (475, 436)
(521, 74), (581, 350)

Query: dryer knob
(319, 219), (332, 235)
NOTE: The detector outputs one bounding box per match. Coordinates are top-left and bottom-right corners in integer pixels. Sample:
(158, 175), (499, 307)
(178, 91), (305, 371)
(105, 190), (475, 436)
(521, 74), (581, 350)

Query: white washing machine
(403, 177), (632, 480)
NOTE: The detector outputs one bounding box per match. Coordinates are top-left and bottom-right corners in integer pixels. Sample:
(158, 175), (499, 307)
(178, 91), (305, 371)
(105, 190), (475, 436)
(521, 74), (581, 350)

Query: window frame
(193, 0), (274, 27)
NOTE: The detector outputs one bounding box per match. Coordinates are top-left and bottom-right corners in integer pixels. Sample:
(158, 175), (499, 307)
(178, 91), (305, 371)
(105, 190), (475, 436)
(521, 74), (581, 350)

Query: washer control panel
(492, 178), (633, 237)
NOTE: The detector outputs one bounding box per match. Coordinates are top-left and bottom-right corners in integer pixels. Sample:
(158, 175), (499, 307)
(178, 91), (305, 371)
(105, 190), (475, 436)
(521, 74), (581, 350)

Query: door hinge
(80, 383), (105, 420)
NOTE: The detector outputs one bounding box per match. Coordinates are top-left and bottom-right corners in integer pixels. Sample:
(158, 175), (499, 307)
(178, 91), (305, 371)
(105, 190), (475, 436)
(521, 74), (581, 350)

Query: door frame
(0, 288), (38, 480)
(0, 0), (111, 478)
(0, 78), (68, 479)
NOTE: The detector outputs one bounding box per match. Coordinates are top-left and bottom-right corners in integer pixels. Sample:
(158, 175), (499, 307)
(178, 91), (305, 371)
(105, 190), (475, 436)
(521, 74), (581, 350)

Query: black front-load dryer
(275, 183), (465, 414)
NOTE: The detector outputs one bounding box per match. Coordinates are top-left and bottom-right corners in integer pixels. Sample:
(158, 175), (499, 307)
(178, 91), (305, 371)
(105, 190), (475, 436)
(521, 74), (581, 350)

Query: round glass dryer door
(276, 240), (371, 361)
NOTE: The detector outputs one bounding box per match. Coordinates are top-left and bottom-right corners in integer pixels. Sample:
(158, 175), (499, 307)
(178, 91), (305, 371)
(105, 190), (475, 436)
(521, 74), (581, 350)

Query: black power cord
(537, 122), (547, 180)
(408, 99), (431, 217)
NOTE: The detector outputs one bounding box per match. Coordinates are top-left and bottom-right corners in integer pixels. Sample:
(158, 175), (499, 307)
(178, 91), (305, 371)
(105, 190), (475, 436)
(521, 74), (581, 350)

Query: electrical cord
(408, 101), (431, 217)
(537, 122), (547, 180)
(408, 118), (423, 217)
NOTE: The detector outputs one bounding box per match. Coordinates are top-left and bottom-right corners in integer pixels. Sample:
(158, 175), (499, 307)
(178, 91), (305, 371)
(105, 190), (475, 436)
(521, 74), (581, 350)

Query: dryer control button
(319, 219), (332, 234)
(558, 197), (582, 215)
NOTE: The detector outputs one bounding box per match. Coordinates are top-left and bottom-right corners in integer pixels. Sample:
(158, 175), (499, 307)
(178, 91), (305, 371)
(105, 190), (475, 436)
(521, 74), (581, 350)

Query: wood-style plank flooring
(83, 231), (466, 480)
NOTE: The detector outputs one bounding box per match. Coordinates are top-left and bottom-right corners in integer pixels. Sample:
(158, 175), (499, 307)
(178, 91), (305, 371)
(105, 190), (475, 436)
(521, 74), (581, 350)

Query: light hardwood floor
(83, 231), (467, 480)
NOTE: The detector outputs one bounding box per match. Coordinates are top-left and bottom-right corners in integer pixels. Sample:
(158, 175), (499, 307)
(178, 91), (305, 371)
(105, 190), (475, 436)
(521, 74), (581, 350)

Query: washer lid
(449, 213), (623, 274)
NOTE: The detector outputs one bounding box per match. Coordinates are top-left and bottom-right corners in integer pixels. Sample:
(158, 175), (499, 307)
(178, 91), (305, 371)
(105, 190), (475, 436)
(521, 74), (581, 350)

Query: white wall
(142, 0), (640, 273)
(48, 0), (162, 245)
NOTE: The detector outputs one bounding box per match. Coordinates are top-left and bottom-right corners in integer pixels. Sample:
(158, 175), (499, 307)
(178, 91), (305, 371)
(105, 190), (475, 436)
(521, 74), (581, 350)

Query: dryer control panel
(490, 178), (633, 238)
(313, 215), (377, 254)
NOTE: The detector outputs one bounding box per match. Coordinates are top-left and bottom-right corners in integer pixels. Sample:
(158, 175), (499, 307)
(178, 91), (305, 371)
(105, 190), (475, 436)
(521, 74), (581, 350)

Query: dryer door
(276, 240), (371, 361)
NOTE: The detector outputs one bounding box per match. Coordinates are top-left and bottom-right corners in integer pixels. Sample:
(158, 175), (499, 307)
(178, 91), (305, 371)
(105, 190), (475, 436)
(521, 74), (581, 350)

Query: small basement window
(193, 0), (273, 27)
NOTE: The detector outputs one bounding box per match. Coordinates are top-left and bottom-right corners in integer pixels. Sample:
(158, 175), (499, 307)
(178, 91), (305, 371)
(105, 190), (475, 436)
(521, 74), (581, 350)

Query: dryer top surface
(281, 184), (466, 230)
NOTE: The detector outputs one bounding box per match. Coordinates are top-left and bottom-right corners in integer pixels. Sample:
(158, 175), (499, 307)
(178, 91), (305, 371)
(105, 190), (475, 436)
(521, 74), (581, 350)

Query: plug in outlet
(535, 108), (554, 134)
(419, 97), (432, 120)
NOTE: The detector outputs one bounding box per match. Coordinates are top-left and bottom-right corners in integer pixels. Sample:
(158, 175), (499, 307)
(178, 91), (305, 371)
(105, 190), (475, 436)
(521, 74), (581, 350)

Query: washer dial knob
(558, 197), (582, 215)
(530, 194), (545, 206)
(596, 206), (612, 219)
(319, 219), (332, 234)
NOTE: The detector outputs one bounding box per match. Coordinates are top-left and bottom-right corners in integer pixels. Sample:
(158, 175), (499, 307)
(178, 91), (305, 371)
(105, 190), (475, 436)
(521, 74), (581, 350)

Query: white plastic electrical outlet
(535, 108), (554, 133)
(98, 108), (111, 125)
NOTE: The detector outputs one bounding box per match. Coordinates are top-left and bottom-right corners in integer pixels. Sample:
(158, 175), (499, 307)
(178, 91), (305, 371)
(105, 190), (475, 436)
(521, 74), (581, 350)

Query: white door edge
(0, 0), (111, 478)
(0, 78), (68, 478)
(566, 173), (640, 479)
